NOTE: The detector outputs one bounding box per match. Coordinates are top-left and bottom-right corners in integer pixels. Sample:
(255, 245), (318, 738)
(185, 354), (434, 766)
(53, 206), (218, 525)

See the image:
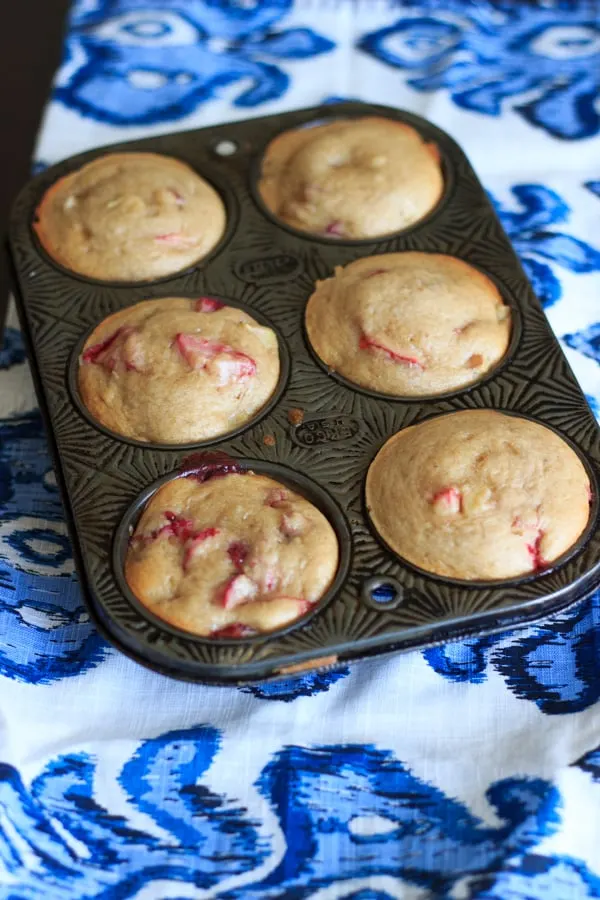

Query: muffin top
(78, 297), (280, 444)
(258, 117), (443, 239)
(305, 253), (511, 396)
(125, 471), (340, 637)
(34, 153), (226, 281)
(366, 410), (591, 581)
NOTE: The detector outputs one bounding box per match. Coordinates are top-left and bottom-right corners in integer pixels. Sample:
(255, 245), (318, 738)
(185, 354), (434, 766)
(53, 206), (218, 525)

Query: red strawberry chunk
(183, 527), (220, 571)
(175, 333), (222, 368)
(195, 297), (224, 313)
(180, 451), (242, 483)
(432, 487), (462, 514)
(82, 327), (140, 372)
(265, 488), (289, 508)
(220, 574), (259, 610)
(133, 512), (223, 554)
(359, 334), (424, 369)
(131, 510), (195, 546)
(154, 232), (196, 246)
(175, 333), (256, 382)
(228, 541), (249, 571)
(211, 623), (255, 639)
(324, 221), (344, 237)
(163, 511), (195, 541)
(586, 484), (593, 503)
(526, 529), (547, 572)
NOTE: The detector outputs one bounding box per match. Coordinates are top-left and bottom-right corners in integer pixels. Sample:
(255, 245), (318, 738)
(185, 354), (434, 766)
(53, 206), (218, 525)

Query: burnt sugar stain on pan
(9, 101), (600, 683)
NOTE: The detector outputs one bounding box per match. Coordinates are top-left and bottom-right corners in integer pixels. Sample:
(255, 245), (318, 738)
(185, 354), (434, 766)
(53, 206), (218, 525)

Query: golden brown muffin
(305, 253), (511, 396)
(366, 410), (591, 580)
(125, 471), (339, 636)
(34, 153), (226, 281)
(258, 116), (443, 239)
(78, 297), (280, 443)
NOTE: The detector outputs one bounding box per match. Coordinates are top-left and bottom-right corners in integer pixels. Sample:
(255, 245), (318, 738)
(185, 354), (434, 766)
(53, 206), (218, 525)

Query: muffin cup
(113, 460), (352, 648)
(303, 259), (521, 403)
(68, 294), (291, 449)
(30, 154), (237, 287)
(364, 409), (599, 589)
(250, 112), (454, 245)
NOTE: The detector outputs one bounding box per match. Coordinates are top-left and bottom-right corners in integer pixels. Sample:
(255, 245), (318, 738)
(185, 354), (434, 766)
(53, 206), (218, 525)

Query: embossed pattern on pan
(9, 101), (600, 685)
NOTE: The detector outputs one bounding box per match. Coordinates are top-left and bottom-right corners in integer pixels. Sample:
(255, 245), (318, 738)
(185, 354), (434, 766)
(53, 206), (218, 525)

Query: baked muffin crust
(78, 297), (280, 443)
(125, 471), (340, 636)
(366, 410), (591, 580)
(258, 117), (443, 239)
(34, 153), (226, 281)
(305, 253), (511, 396)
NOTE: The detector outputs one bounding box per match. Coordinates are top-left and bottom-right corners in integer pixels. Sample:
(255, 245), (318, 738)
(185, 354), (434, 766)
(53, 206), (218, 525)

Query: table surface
(0, 1), (71, 335)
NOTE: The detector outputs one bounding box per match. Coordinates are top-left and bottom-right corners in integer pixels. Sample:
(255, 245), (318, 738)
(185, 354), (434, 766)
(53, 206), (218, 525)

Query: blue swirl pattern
(0, 404), (108, 683)
(0, 728), (569, 899)
(3, 2), (600, 895)
(358, 1), (600, 140)
(0, 728), (268, 898)
(489, 184), (600, 309)
(424, 591), (600, 714)
(55, 0), (334, 124)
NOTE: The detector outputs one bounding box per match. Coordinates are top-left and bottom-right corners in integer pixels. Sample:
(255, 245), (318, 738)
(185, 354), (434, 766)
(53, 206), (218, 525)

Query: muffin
(258, 116), (443, 239)
(78, 297), (280, 443)
(305, 253), (511, 396)
(34, 153), (226, 281)
(125, 471), (339, 636)
(366, 410), (591, 580)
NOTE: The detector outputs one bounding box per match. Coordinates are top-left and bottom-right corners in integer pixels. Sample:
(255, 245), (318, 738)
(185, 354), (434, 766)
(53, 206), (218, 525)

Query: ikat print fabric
(2, 2), (600, 898)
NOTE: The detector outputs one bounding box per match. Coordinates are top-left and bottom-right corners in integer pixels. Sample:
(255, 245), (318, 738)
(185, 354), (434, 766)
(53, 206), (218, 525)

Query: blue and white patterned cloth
(2, 2), (600, 897)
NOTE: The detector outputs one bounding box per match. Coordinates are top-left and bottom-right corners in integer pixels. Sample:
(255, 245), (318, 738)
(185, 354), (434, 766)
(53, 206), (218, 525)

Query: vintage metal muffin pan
(9, 101), (600, 684)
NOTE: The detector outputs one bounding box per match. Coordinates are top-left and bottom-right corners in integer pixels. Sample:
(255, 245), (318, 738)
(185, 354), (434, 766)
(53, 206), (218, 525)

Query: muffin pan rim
(90, 568), (600, 685)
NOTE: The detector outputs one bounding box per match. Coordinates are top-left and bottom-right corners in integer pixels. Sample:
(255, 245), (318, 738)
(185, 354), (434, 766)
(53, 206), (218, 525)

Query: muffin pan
(9, 101), (600, 684)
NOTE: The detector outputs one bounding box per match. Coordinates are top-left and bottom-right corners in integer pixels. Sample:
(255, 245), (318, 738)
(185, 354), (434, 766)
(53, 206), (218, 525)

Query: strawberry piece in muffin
(175, 333), (257, 382)
(359, 334), (424, 369)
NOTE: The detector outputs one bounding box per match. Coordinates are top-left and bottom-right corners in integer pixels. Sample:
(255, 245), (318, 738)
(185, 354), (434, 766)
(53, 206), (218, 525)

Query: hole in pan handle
(361, 575), (404, 610)
(212, 139), (238, 157)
